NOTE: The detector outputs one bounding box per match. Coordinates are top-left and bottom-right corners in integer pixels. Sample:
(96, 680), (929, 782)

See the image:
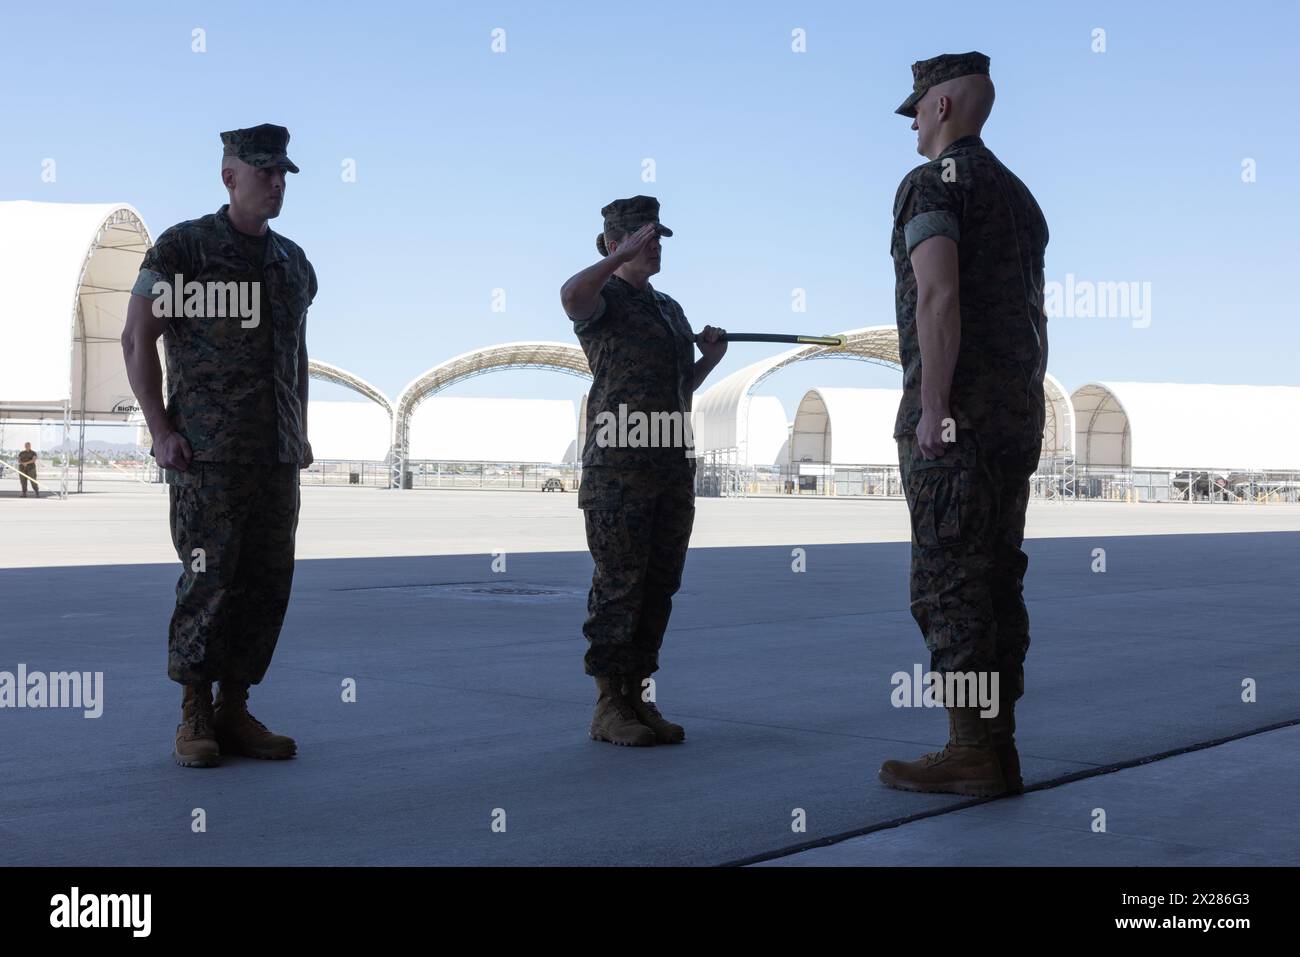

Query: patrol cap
(596, 195), (673, 257)
(895, 51), (991, 117)
(220, 123), (300, 173)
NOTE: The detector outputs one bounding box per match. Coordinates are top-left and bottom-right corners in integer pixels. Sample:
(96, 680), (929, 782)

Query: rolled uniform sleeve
(894, 164), (963, 255)
(571, 294), (608, 336)
(132, 232), (189, 300)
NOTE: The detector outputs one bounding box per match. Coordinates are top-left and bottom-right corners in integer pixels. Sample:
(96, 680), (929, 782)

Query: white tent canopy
(693, 325), (1074, 465)
(409, 396), (578, 463)
(308, 394), (580, 464)
(693, 326), (900, 465)
(306, 400), (393, 461)
(790, 388), (902, 465)
(742, 395), (789, 467)
(394, 341), (589, 475)
(0, 201), (152, 419)
(1072, 381), (1300, 470)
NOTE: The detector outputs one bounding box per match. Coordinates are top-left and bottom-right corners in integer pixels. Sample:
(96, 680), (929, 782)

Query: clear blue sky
(4, 0), (1296, 420)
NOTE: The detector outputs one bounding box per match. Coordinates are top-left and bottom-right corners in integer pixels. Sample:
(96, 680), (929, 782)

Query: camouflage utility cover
(220, 123), (300, 173)
(895, 51), (991, 117)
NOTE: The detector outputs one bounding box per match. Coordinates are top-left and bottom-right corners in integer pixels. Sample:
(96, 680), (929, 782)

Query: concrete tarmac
(1, 486), (1297, 865)
(4, 480), (1300, 568)
(760, 723), (1300, 866)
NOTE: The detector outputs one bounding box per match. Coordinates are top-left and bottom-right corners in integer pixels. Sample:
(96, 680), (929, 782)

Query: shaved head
(911, 74), (996, 160)
(931, 74), (995, 128)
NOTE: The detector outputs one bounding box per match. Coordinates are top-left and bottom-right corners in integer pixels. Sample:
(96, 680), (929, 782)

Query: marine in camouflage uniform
(17, 444), (39, 497)
(877, 53), (1050, 797)
(124, 124), (314, 767)
(561, 196), (728, 746)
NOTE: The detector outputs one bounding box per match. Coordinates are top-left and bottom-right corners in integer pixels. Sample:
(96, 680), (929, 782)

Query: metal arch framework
(308, 332), (1075, 488)
(309, 359), (394, 418)
(308, 359), (396, 478)
(391, 341), (592, 487)
(750, 326), (903, 392)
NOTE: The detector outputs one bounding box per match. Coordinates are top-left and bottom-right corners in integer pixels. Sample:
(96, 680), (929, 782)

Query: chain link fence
(17, 450), (1298, 505)
(1071, 466), (1300, 504)
(398, 461), (581, 491)
(690, 457), (1300, 504)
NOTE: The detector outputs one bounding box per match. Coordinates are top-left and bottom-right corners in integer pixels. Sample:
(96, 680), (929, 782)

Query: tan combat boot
(628, 675), (686, 744)
(989, 696), (1023, 794)
(174, 682), (221, 768)
(213, 681), (297, 760)
(878, 706), (1007, 797)
(589, 676), (655, 747)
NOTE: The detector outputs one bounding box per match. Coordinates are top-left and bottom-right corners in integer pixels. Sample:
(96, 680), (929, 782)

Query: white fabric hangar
(693, 324), (1075, 466)
(1072, 381), (1300, 470)
(393, 341), (590, 484)
(693, 326), (901, 466)
(742, 395), (789, 467)
(790, 388), (902, 465)
(306, 400), (393, 461)
(408, 396), (578, 463)
(0, 201), (154, 492)
(0, 201), (152, 417)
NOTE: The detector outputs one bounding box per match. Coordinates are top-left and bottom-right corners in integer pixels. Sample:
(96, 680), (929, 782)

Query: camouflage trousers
(579, 463), (696, 677)
(166, 462), (300, 685)
(898, 431), (1040, 702)
(18, 466), (38, 495)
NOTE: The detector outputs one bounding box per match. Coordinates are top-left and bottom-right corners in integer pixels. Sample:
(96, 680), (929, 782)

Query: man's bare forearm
(916, 290), (960, 411)
(1038, 310), (1049, 382)
(560, 256), (621, 320)
(298, 341), (310, 434)
(122, 334), (172, 438)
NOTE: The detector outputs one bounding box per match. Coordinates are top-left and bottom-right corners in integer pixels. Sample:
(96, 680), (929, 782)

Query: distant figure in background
(17, 442), (39, 497)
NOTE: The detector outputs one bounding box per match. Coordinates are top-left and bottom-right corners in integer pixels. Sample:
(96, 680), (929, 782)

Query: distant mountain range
(9, 440), (145, 456)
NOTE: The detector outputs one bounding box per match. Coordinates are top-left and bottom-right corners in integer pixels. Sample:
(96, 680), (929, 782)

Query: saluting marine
(121, 124), (317, 768)
(560, 196), (727, 747)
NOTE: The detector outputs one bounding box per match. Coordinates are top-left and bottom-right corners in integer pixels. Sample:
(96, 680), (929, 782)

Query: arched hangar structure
(392, 341), (591, 487)
(306, 359), (395, 462)
(693, 324), (1074, 465)
(789, 388), (903, 465)
(694, 326), (901, 465)
(1072, 381), (1300, 470)
(0, 201), (153, 495)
